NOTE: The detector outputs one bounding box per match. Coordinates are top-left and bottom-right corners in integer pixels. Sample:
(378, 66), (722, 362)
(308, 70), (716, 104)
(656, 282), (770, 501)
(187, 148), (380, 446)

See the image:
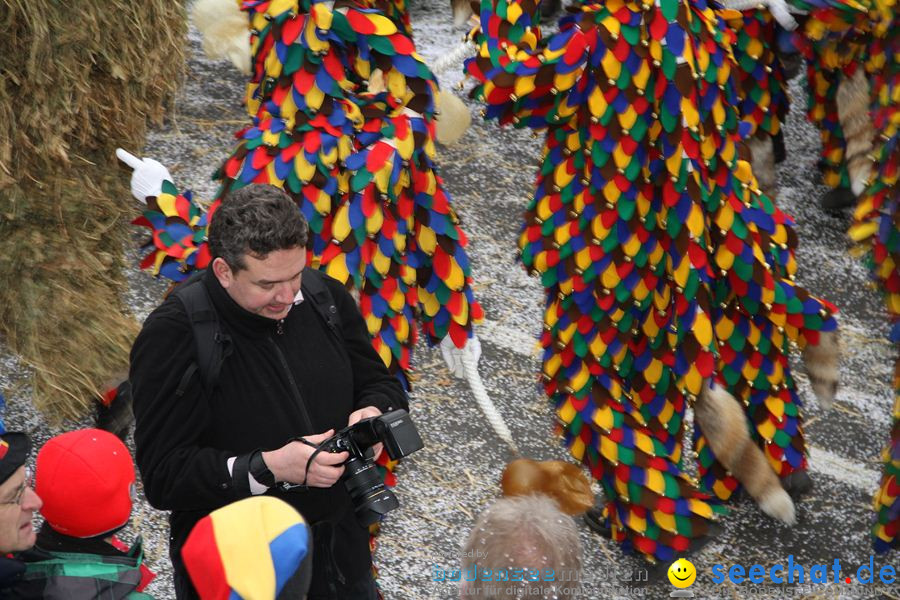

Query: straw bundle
(0, 0), (186, 420)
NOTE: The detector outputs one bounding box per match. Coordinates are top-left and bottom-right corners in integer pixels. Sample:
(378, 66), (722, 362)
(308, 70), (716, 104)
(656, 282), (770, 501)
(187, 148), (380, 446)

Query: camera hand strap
(279, 437), (324, 492)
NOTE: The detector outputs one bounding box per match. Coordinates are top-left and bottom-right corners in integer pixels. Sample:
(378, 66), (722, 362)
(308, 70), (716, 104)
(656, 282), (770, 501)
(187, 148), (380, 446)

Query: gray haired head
(460, 495), (583, 598)
(207, 184), (309, 272)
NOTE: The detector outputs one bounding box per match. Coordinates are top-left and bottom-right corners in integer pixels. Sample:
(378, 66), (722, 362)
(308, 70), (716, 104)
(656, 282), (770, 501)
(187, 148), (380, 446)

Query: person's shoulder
(130, 290), (196, 375)
(0, 555), (25, 588)
(137, 290), (192, 338)
(319, 270), (350, 294)
(323, 274), (362, 318)
(306, 269), (353, 302)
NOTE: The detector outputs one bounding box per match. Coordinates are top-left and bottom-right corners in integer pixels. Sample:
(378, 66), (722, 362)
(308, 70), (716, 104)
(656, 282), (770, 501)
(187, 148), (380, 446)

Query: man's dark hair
(208, 184), (309, 271)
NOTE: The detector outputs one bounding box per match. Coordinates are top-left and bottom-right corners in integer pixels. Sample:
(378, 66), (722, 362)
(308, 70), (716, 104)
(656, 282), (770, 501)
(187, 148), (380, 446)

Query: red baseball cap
(36, 428), (135, 538)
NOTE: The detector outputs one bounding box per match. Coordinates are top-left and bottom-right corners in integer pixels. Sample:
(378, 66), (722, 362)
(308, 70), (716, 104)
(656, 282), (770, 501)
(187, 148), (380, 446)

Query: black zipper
(269, 337), (315, 433)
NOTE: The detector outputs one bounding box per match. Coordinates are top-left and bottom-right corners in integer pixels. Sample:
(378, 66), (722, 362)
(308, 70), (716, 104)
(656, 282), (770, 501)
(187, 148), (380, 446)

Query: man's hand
(116, 148), (173, 204)
(348, 406), (381, 426)
(262, 430), (348, 488)
(348, 406), (383, 460)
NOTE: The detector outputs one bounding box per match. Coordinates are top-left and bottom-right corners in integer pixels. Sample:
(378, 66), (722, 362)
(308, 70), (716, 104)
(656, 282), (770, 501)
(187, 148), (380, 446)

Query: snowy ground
(1, 1), (897, 599)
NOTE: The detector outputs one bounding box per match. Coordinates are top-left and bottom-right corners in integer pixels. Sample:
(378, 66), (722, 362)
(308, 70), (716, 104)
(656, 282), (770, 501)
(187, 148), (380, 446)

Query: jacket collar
(202, 269), (293, 339)
(34, 524), (127, 558)
(0, 554), (25, 588)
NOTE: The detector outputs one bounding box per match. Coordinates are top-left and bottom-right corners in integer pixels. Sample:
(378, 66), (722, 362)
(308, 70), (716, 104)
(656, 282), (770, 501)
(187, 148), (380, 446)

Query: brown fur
(836, 69), (875, 196)
(801, 329), (840, 409)
(695, 382), (796, 524)
(451, 0), (475, 26)
(501, 459), (594, 516)
(436, 90), (472, 146)
(747, 134), (777, 199)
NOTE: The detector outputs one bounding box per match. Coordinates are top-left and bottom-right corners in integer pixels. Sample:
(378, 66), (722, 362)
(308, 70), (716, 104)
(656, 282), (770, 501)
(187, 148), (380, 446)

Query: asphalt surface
(0, 1), (897, 599)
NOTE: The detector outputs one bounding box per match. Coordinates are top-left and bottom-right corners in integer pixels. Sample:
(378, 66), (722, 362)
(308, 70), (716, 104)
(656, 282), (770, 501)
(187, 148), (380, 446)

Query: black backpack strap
(301, 268), (342, 337)
(171, 272), (232, 396)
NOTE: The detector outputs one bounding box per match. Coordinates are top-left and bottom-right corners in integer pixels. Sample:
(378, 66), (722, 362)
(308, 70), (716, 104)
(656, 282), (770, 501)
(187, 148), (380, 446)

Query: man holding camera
(130, 184), (409, 599)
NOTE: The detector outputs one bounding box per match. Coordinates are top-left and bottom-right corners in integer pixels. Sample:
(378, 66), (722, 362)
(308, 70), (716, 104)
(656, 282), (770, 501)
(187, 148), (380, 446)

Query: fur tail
(451, 0), (475, 27)
(836, 69), (874, 197)
(747, 134), (777, 199)
(695, 382), (796, 525)
(801, 329), (840, 409)
(435, 90), (471, 146)
(191, 0), (251, 75)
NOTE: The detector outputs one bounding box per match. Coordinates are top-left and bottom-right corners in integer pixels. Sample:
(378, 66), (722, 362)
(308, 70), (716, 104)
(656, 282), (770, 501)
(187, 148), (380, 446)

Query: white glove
(116, 148), (173, 204)
(720, 0), (799, 30)
(440, 335), (482, 379)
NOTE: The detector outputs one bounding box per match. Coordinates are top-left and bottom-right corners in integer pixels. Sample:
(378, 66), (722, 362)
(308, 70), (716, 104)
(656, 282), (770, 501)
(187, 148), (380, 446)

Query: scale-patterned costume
(466, 0), (838, 560)
(721, 7), (793, 198)
(134, 0), (483, 394)
(792, 0), (882, 191)
(873, 361), (900, 553)
(790, 0), (898, 553)
(828, 0), (899, 554)
(802, 65), (855, 190)
(727, 9), (790, 142)
(866, 10), (899, 555)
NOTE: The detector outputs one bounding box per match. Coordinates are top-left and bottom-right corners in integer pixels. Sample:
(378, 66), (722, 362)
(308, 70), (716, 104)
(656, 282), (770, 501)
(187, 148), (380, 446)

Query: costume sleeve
(130, 300), (241, 511)
(465, 0), (593, 130)
(326, 277), (410, 415)
(132, 180), (215, 284)
(326, 6), (483, 352)
(844, 3), (899, 553)
(221, 0), (483, 379)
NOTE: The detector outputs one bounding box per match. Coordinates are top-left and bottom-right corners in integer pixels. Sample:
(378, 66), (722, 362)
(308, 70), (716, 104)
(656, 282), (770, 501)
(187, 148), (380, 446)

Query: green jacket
(8, 536), (154, 600)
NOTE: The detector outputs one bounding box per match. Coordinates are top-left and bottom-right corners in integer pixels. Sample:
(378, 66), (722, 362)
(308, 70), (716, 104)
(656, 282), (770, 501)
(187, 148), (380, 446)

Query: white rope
(461, 352), (520, 454)
(430, 38), (514, 453)
(430, 39), (476, 79)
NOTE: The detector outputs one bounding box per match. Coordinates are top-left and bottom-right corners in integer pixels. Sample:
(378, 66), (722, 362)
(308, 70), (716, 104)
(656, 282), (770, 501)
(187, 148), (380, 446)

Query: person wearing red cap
(7, 428), (156, 599)
(0, 431), (42, 590)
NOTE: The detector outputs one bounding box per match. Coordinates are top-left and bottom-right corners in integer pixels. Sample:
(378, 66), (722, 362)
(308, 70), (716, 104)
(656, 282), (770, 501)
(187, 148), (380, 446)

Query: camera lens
(342, 457), (399, 526)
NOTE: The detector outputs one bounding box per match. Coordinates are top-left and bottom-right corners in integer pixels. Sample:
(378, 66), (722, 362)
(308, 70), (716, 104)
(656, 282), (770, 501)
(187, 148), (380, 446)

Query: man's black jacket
(130, 268), (408, 595)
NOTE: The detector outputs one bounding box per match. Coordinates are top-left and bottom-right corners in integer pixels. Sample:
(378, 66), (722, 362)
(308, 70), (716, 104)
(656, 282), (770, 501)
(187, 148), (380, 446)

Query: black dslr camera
(318, 409), (423, 526)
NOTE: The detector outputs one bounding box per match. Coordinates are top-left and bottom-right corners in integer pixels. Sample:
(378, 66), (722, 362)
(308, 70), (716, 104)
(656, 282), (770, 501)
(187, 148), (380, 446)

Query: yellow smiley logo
(667, 558), (697, 588)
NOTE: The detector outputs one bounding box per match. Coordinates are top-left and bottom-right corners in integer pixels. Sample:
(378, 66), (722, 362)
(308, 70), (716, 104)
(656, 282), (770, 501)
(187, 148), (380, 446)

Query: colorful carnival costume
(858, 27), (898, 548)
(874, 366), (900, 553)
(820, 0), (900, 553)
(720, 3), (795, 197)
(865, 8), (899, 554)
(130, 0), (483, 392)
(787, 0), (898, 552)
(792, 0), (889, 207)
(465, 0), (839, 560)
